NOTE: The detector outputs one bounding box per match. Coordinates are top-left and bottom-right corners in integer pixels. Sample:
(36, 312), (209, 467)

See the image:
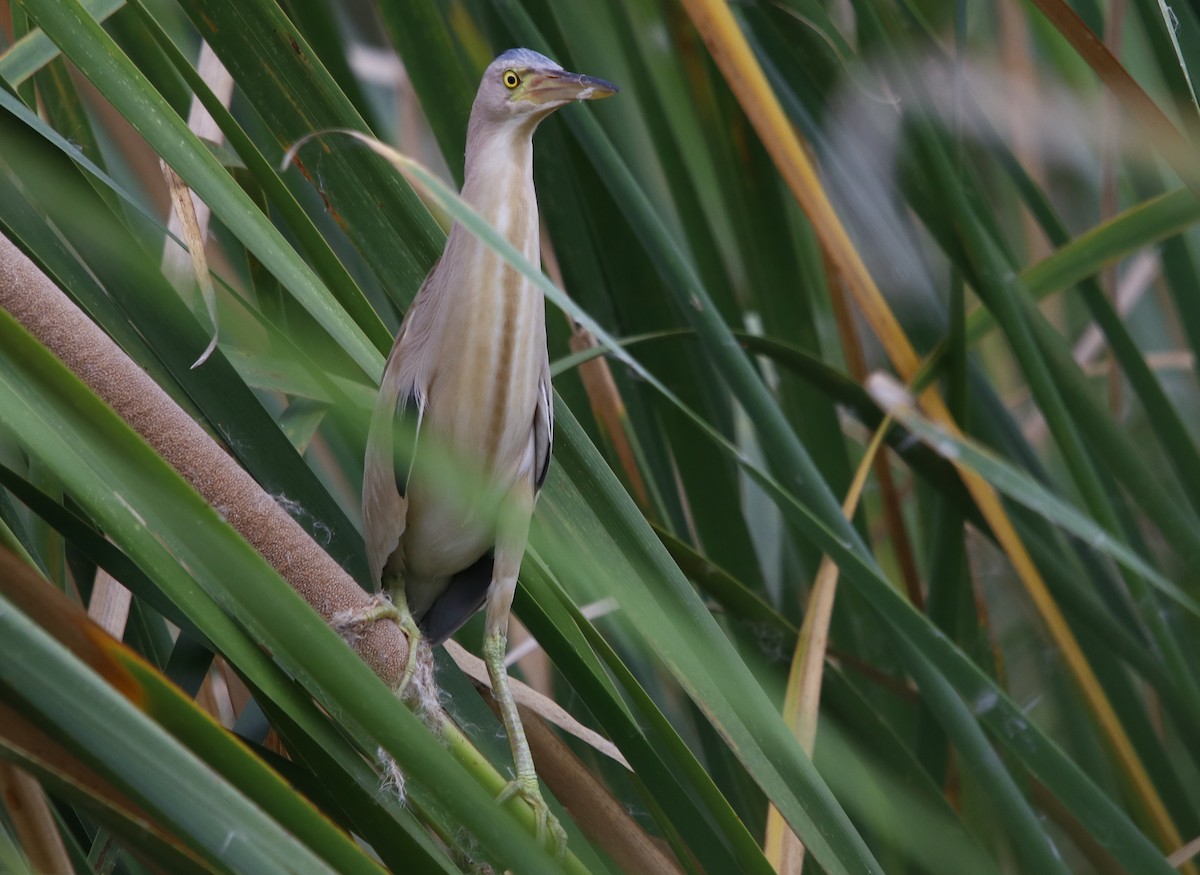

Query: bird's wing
(532, 353), (554, 496)
(362, 276), (437, 587)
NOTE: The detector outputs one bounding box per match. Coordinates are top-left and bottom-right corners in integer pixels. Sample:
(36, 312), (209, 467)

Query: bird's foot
(332, 593), (423, 699)
(497, 775), (567, 858)
(332, 592), (403, 634)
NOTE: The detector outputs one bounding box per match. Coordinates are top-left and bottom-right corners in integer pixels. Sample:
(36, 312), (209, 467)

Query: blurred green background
(1, 0), (1199, 872)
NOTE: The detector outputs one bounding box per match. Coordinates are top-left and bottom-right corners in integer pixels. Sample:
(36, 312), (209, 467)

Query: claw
(498, 776), (568, 858)
(391, 620), (423, 701)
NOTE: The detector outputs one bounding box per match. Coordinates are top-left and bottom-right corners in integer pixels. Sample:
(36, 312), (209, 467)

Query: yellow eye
(502, 70), (521, 89)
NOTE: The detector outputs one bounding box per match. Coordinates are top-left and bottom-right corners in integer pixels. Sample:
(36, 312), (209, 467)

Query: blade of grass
(174, 0), (444, 307)
(0, 296), (573, 873)
(0, 550), (388, 875)
(375, 122), (1181, 872)
(0, 595), (344, 875)
(679, 0), (1185, 850)
(19, 0), (383, 379)
(122, 0), (389, 351)
(0, 701), (213, 875)
(867, 374), (1200, 621)
(0, 0), (123, 87)
(764, 417), (891, 873)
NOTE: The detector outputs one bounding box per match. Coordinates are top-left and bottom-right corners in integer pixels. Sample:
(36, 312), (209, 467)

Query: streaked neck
(459, 119), (539, 260)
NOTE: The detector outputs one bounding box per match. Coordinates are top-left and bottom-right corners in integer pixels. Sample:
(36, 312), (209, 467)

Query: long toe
(498, 778), (568, 858)
(331, 594), (423, 698)
(332, 593), (402, 635)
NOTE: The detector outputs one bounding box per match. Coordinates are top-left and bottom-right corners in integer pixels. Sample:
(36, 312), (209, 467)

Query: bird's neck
(459, 122), (539, 261)
(431, 120), (547, 445)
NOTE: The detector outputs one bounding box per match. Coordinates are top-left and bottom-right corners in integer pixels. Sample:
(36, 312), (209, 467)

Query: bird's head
(471, 48), (617, 129)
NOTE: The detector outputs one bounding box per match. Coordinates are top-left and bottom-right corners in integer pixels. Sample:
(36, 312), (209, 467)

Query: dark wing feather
(533, 356), (553, 494)
(393, 387), (423, 499)
(418, 550), (494, 645)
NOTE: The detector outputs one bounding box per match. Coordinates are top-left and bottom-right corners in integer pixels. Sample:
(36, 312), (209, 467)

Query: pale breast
(399, 178), (546, 582)
(402, 282), (544, 580)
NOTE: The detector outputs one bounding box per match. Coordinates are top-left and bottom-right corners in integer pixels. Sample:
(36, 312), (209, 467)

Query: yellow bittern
(360, 49), (616, 850)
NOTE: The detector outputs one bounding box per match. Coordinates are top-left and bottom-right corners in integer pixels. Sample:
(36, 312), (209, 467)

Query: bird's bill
(524, 71), (618, 104)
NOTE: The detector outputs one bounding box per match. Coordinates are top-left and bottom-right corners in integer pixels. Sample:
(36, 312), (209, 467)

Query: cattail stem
(0, 230), (408, 685)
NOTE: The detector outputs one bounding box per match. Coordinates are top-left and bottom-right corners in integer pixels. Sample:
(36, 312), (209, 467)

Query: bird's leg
(333, 574), (423, 700)
(483, 625), (567, 856)
(382, 577), (424, 701)
(484, 500), (567, 857)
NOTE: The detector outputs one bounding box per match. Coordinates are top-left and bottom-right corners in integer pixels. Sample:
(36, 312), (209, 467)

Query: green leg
(482, 488), (564, 854)
(380, 581), (423, 700)
(333, 579), (422, 699)
(483, 630), (567, 857)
